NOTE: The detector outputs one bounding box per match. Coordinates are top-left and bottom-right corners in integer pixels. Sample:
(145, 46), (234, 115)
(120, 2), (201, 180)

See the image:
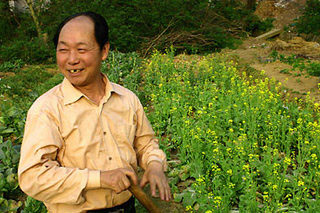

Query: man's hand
(140, 161), (171, 201)
(100, 168), (138, 193)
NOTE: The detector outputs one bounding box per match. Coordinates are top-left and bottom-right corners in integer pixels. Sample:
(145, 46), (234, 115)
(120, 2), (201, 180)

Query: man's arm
(140, 161), (171, 201)
(18, 110), (100, 204)
(132, 97), (171, 201)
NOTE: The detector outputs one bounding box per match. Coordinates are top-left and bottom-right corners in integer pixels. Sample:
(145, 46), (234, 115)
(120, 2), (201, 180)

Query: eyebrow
(58, 41), (88, 46)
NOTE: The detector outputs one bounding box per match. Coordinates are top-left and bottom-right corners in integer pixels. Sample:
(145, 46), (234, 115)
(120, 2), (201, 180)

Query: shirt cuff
(86, 170), (101, 190)
(147, 156), (167, 171)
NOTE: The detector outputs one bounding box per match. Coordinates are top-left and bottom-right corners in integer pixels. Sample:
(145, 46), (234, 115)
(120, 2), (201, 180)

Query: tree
(24, 0), (46, 42)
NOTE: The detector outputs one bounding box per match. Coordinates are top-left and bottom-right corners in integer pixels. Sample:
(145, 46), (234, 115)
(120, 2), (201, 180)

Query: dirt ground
(254, 0), (307, 29)
(222, 36), (320, 102)
(223, 0), (320, 103)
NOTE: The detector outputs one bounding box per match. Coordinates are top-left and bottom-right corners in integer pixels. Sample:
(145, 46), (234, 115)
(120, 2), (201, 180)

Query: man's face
(56, 16), (109, 88)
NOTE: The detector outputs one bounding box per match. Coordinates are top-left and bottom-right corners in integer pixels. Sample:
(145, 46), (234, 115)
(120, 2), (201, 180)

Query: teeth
(70, 69), (80, 73)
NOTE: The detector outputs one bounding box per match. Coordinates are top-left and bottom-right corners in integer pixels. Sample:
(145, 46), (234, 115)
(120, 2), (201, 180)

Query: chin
(65, 77), (84, 86)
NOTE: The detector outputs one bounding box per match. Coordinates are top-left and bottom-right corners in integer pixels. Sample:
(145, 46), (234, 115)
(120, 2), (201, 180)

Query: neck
(75, 74), (106, 105)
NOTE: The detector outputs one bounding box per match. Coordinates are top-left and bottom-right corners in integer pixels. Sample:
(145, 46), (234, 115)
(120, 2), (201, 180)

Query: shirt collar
(62, 73), (123, 105)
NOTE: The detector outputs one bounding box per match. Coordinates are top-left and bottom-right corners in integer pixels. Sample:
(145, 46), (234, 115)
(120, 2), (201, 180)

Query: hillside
(223, 0), (320, 102)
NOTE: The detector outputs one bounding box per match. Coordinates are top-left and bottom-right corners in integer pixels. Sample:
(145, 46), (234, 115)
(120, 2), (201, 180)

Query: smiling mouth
(68, 69), (84, 74)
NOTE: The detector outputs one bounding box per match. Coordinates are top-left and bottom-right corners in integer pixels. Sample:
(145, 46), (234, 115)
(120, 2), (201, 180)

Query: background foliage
(0, 0), (274, 64)
(296, 0), (320, 37)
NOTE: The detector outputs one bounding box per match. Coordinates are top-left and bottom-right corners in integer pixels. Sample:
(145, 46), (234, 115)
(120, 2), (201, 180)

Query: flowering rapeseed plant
(142, 52), (320, 211)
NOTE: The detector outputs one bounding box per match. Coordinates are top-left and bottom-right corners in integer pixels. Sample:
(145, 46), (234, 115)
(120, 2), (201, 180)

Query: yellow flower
(311, 154), (318, 161)
(242, 164), (250, 171)
(284, 157), (291, 165)
(298, 180), (304, 186)
(186, 205), (192, 211)
(228, 183), (235, 188)
(196, 176), (205, 183)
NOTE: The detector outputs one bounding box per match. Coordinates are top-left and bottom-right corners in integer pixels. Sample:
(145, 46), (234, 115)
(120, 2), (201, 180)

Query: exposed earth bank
(223, 0), (320, 103)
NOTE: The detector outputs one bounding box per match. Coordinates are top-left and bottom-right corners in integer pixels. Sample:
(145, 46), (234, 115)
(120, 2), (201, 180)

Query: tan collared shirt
(18, 75), (167, 213)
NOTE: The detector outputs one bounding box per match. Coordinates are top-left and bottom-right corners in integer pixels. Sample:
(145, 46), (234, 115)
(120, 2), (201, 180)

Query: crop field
(1, 51), (320, 212)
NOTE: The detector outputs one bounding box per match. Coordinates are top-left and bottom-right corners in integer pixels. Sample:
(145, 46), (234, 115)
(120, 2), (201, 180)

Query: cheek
(83, 55), (99, 67)
(56, 53), (65, 67)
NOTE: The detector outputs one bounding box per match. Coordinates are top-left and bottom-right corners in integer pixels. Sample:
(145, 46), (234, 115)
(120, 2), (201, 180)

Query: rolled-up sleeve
(18, 108), (100, 205)
(133, 97), (168, 171)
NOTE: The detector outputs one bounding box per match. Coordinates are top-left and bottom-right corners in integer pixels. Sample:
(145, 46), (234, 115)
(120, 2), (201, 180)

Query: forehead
(58, 16), (95, 44)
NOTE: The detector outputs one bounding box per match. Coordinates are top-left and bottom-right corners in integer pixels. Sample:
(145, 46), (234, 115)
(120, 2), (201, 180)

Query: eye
(58, 48), (68, 53)
(78, 49), (87, 53)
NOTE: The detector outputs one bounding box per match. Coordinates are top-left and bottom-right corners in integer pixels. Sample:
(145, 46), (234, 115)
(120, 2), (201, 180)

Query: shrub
(306, 62), (320, 76)
(244, 16), (274, 36)
(0, 60), (24, 73)
(21, 197), (46, 213)
(0, 38), (54, 64)
(296, 0), (320, 36)
(1, 0), (274, 60)
(0, 2), (17, 45)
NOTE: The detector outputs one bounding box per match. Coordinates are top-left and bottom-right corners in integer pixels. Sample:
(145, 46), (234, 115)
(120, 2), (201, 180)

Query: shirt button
(109, 157), (112, 160)
(103, 131), (106, 135)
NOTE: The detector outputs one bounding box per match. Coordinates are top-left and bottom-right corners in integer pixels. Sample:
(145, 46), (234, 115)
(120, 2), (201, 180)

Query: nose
(67, 50), (80, 65)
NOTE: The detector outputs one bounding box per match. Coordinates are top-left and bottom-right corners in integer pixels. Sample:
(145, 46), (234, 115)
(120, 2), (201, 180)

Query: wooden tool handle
(129, 184), (161, 213)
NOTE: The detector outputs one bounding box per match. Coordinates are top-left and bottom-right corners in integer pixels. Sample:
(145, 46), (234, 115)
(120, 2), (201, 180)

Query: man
(18, 12), (171, 213)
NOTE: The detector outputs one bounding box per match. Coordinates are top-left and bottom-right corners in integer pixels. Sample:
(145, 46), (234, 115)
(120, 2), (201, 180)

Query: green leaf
(0, 127), (14, 134)
(179, 172), (190, 181)
(173, 192), (184, 203)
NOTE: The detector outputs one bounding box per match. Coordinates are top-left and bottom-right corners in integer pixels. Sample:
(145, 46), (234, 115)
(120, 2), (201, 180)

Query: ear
(101, 42), (110, 61)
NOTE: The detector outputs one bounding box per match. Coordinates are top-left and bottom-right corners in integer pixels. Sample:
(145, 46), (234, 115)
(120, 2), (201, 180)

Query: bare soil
(222, 0), (320, 103)
(222, 36), (320, 102)
(254, 0), (306, 29)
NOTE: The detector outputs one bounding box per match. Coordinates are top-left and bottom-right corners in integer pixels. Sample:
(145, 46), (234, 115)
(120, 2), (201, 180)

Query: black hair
(53, 11), (109, 50)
